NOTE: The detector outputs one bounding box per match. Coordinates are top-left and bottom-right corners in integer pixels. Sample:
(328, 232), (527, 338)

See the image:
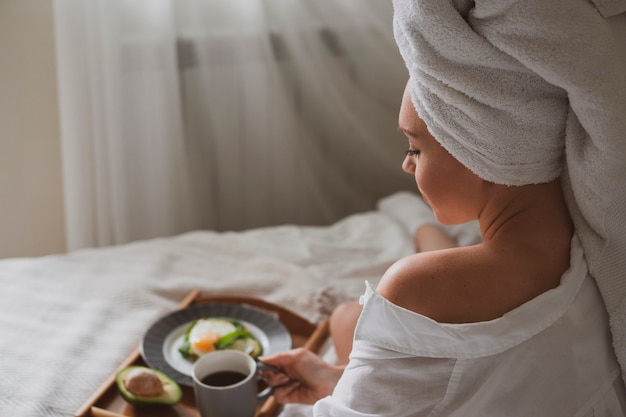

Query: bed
(0, 207), (414, 417)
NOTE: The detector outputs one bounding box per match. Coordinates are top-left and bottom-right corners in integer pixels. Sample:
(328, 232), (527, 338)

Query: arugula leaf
(216, 329), (254, 349)
(178, 319), (198, 358)
(178, 339), (193, 358)
(228, 319), (245, 330)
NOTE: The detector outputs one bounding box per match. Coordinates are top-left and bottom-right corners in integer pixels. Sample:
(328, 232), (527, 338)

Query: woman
(259, 84), (625, 415)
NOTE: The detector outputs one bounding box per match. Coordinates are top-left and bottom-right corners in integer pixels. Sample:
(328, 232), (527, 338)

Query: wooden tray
(74, 289), (330, 417)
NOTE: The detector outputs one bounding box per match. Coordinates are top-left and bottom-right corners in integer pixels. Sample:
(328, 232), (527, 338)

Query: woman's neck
(479, 179), (573, 243)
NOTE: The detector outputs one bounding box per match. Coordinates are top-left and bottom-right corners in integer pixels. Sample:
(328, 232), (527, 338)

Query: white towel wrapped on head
(393, 0), (626, 382)
(394, 0), (569, 185)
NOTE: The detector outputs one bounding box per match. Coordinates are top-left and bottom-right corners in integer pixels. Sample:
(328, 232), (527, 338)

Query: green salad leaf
(178, 318), (263, 360)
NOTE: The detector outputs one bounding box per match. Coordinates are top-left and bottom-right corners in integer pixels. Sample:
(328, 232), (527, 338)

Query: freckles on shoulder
(376, 245), (536, 323)
(378, 255), (424, 295)
(376, 252), (448, 316)
(375, 248), (484, 323)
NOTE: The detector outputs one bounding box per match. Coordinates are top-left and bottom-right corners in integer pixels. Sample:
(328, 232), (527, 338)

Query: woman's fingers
(259, 368), (290, 386)
(273, 380), (302, 403)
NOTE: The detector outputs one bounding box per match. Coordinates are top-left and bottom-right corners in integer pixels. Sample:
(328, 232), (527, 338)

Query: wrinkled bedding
(0, 210), (412, 417)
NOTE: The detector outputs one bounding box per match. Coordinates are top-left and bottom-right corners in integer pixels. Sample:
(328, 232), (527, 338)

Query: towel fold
(393, 0), (626, 382)
(590, 0), (626, 18)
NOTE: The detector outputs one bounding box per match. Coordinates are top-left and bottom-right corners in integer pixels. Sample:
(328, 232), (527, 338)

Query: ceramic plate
(141, 303), (291, 386)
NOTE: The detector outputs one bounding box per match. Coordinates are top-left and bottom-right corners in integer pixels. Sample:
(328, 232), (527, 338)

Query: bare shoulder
(376, 243), (557, 323)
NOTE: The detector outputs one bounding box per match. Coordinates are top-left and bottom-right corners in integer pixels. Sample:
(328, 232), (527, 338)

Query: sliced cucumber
(229, 337), (263, 358)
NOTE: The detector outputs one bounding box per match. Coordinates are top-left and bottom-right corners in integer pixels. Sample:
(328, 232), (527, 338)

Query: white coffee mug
(192, 350), (272, 417)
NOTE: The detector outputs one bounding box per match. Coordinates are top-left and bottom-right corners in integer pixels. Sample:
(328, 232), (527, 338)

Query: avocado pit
(124, 367), (165, 397)
(115, 366), (182, 407)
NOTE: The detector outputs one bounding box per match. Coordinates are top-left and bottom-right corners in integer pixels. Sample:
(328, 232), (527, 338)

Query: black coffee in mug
(201, 370), (248, 387)
(193, 351), (274, 417)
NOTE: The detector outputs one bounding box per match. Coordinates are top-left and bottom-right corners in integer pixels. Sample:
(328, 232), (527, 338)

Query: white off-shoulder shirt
(314, 236), (626, 416)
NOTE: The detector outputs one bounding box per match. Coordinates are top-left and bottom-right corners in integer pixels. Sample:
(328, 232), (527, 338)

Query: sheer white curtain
(54, 0), (198, 250)
(54, 0), (411, 251)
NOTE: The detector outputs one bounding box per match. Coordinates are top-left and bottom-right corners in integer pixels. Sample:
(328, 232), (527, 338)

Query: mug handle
(257, 384), (274, 401)
(255, 361), (282, 401)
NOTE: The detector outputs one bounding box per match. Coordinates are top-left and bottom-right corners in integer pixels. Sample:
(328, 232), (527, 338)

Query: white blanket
(0, 211), (413, 417)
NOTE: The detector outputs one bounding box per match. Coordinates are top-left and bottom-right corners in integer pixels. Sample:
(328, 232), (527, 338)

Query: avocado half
(115, 366), (182, 407)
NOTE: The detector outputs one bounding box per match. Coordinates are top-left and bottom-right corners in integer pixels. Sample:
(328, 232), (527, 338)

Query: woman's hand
(259, 348), (344, 404)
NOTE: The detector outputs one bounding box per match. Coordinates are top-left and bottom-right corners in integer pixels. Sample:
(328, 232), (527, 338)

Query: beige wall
(0, 0), (66, 258)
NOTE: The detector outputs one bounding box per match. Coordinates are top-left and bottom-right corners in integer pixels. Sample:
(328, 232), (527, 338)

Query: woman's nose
(402, 156), (415, 174)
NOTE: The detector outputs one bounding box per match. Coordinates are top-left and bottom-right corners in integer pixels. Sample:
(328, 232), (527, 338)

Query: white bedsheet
(0, 211), (412, 417)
